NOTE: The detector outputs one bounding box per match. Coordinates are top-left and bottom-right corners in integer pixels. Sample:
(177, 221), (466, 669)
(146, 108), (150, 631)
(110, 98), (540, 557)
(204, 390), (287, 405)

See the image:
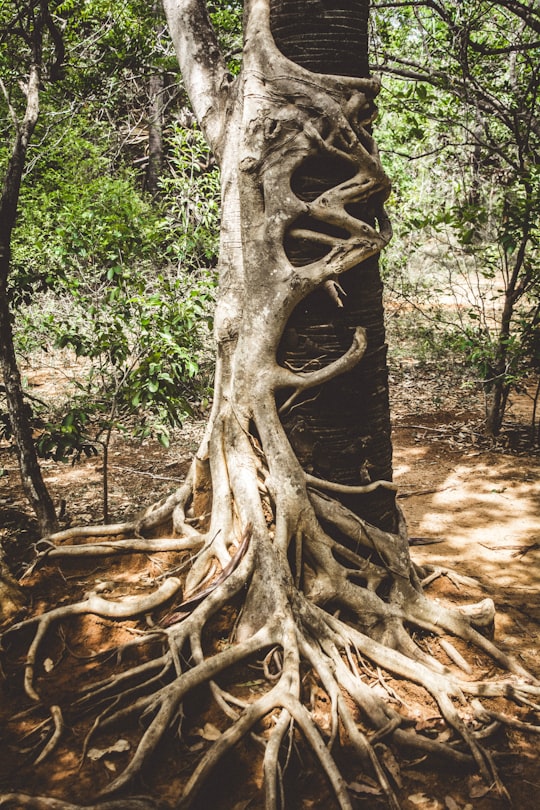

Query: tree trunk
(484, 185), (533, 436)
(145, 1), (165, 196)
(270, 0), (370, 77)
(177, 0), (398, 636)
(271, 0), (396, 532)
(146, 72), (164, 195)
(0, 294), (58, 535)
(0, 22), (58, 536)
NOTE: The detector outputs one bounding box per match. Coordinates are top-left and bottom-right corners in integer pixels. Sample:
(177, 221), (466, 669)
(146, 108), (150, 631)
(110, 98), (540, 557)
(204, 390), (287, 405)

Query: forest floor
(0, 355), (539, 809)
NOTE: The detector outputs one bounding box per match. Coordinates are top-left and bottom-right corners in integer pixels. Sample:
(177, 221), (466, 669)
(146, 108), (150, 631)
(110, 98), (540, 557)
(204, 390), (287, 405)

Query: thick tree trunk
(270, 0), (370, 77)
(271, 0), (396, 532)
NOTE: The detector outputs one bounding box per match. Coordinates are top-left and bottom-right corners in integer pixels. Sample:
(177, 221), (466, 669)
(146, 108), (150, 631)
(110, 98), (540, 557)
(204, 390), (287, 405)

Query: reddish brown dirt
(1, 360), (539, 809)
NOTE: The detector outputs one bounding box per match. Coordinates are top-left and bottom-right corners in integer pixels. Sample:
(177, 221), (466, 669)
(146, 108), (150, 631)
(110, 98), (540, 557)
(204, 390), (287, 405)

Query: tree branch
(161, 0), (232, 158)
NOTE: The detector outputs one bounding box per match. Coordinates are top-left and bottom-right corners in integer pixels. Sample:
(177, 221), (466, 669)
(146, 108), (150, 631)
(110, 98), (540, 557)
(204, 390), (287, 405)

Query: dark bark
(0, 7), (58, 535)
(270, 0), (370, 77)
(0, 293), (57, 535)
(271, 0), (397, 531)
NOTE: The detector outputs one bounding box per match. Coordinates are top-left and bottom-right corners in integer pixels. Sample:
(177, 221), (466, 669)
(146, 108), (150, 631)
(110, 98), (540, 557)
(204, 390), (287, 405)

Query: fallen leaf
(87, 739), (131, 761)
(467, 775), (491, 799)
(444, 796), (460, 810)
(408, 794), (442, 809)
(194, 722), (222, 741)
(348, 781), (382, 796)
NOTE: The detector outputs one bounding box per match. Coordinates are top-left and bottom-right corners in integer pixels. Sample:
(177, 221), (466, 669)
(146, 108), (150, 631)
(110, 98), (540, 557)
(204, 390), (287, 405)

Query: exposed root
(2, 448), (540, 808)
(3, 298), (539, 810)
(305, 473), (398, 495)
(34, 703), (64, 764)
(16, 581), (179, 662)
(32, 535), (204, 565)
(0, 796), (157, 809)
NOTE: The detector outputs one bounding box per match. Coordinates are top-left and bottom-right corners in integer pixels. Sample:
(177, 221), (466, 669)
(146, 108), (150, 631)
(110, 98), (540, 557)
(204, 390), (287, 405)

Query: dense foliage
(1, 0), (221, 487)
(372, 0), (540, 436)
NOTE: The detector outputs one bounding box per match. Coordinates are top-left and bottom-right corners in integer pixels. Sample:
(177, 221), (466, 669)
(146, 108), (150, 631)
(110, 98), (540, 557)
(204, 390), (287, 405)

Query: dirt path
(393, 419), (540, 678)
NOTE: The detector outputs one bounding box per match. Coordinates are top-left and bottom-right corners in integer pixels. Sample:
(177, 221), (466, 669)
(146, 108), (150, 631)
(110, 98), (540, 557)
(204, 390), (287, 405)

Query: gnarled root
(3, 336), (538, 809)
(2, 430), (539, 809)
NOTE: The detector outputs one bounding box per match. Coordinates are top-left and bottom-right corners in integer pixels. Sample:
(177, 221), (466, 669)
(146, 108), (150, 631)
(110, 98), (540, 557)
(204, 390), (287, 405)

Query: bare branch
(0, 78), (19, 131)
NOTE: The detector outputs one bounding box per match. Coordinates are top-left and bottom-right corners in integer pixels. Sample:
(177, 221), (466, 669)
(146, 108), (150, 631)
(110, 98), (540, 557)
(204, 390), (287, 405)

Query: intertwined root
(2, 439), (539, 810)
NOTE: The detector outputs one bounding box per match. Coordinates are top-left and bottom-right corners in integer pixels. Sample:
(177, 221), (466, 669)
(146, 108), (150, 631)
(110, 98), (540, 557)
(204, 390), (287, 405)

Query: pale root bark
(1, 2), (539, 809)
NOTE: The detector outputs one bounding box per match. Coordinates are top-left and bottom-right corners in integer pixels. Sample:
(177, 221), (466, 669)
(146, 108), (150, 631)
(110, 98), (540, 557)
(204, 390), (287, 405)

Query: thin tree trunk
(146, 71), (164, 195)
(485, 185), (533, 436)
(146, 1), (165, 196)
(0, 296), (57, 535)
(0, 20), (58, 536)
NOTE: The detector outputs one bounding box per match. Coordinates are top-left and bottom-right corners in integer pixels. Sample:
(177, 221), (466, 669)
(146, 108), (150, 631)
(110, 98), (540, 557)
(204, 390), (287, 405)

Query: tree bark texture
(271, 0), (396, 532)
(270, 0), (370, 77)
(146, 71), (165, 195)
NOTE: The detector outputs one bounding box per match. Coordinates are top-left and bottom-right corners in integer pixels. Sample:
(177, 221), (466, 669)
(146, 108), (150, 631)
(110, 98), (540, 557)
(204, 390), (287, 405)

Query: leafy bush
(158, 122), (221, 273)
(11, 115), (217, 458)
(10, 121), (162, 302)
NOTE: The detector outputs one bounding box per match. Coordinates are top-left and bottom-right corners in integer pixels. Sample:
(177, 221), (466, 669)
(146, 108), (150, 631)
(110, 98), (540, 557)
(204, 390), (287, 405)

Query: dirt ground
(0, 358), (539, 809)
